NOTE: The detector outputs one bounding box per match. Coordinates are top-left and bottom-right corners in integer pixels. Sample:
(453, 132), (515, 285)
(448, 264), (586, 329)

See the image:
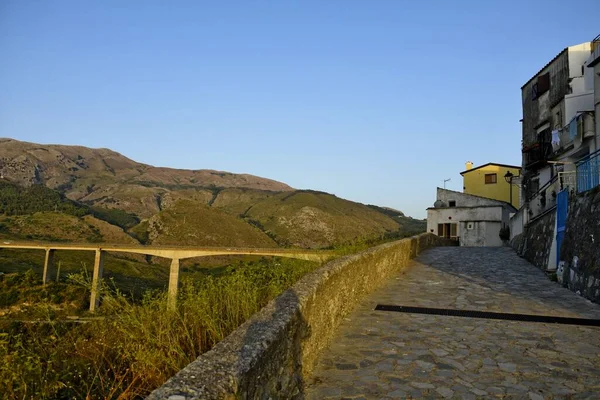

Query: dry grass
(0, 257), (319, 399)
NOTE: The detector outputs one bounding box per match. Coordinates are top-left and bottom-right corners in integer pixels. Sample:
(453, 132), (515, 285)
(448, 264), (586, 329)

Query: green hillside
(0, 180), (139, 229)
(242, 190), (403, 248)
(0, 180), (88, 217)
(138, 199), (278, 247)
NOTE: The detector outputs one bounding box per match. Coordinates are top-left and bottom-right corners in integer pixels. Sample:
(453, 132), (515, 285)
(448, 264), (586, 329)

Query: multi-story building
(512, 37), (600, 272)
(520, 41), (597, 219)
(460, 162), (521, 208)
(577, 35), (600, 192)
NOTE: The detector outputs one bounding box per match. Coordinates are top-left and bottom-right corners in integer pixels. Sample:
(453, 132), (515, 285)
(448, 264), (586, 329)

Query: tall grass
(0, 257), (319, 399)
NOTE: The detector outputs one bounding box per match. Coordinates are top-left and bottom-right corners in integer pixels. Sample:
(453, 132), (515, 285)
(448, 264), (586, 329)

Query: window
(437, 223), (458, 239)
(485, 173), (497, 184)
(532, 73), (550, 100)
(555, 111), (562, 129)
(449, 200), (456, 207)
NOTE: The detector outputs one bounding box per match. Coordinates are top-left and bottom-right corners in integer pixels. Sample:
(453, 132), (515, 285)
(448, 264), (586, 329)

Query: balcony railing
(576, 149), (600, 193)
(527, 175), (558, 220)
(557, 171), (577, 194)
(523, 141), (552, 170)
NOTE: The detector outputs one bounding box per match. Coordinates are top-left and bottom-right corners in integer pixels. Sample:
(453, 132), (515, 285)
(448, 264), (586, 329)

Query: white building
(427, 188), (516, 247)
(587, 36), (600, 158)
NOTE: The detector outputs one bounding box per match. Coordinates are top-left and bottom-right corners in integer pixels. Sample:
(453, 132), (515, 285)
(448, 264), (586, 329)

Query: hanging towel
(551, 129), (560, 150)
(569, 118), (577, 140)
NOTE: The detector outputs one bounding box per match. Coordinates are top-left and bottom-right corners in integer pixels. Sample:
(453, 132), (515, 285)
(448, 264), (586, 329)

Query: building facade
(510, 36), (600, 272)
(520, 42), (596, 210)
(460, 162), (521, 208)
(427, 188), (516, 247)
(577, 35), (600, 193)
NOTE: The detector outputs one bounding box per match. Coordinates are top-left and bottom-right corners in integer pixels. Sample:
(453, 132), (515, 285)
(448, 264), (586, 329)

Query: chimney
(465, 161), (473, 171)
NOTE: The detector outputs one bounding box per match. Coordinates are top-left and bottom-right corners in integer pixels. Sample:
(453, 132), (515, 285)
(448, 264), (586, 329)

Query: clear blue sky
(1, 1), (598, 218)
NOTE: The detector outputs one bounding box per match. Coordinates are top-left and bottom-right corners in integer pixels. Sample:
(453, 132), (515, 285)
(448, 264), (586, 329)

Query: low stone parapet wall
(147, 233), (453, 400)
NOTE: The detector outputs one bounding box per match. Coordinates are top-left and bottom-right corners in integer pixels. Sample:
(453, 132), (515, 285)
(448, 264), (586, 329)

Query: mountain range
(0, 138), (425, 249)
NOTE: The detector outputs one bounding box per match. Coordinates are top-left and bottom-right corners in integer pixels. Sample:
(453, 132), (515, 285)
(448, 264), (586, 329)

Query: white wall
(459, 221), (503, 247)
(427, 206), (504, 234)
(568, 43), (592, 79)
(565, 92), (594, 126)
(485, 222), (503, 247)
(510, 208), (525, 239)
(461, 221), (485, 246)
(538, 166), (553, 188)
(547, 215), (558, 272)
(592, 62), (600, 153)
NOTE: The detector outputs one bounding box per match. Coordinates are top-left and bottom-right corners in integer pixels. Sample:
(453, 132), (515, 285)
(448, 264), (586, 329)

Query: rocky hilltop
(0, 138), (292, 217)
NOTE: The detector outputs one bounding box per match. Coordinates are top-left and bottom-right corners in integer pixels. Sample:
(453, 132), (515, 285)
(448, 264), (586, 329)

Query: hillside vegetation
(0, 257), (319, 399)
(242, 190), (402, 247)
(0, 138), (425, 250)
(141, 199), (277, 247)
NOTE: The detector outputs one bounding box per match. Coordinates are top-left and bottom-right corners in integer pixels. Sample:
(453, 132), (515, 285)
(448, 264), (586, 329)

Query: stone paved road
(305, 247), (600, 399)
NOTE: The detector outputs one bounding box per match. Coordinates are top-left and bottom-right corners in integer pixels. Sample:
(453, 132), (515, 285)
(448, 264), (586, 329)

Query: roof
(433, 187), (518, 212)
(521, 42), (594, 89)
(459, 163), (521, 176)
(520, 48), (567, 89)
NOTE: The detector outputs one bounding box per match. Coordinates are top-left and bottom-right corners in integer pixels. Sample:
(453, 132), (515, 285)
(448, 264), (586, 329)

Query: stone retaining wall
(147, 233), (453, 399)
(510, 209), (556, 271)
(510, 187), (600, 304)
(559, 187), (600, 303)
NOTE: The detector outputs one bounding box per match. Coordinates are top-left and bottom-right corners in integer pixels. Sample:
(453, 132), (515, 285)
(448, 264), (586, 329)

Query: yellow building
(460, 162), (521, 208)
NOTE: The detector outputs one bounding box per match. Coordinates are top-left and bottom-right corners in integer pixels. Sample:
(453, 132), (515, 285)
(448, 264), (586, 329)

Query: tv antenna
(443, 178), (451, 189)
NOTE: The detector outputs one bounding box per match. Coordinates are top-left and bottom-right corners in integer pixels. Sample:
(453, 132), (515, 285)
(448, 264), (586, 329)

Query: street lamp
(504, 171), (514, 207)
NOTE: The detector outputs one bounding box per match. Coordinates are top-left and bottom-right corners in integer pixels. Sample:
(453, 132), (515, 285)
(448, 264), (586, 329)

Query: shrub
(0, 258), (320, 399)
(499, 225), (510, 241)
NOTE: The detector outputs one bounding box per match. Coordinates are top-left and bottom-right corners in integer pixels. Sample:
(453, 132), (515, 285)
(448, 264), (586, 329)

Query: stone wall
(559, 187), (600, 303)
(510, 187), (600, 304)
(147, 233), (454, 400)
(511, 209), (556, 271)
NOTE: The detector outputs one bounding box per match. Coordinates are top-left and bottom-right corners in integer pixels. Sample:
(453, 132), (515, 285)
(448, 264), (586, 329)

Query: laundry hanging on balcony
(569, 118), (578, 140)
(551, 130), (560, 151)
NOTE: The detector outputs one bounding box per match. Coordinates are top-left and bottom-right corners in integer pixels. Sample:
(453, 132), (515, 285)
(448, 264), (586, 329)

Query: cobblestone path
(305, 247), (600, 399)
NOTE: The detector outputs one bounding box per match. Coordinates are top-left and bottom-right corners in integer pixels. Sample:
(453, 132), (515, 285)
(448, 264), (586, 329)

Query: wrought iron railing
(557, 171), (577, 194)
(523, 142), (553, 170)
(527, 175), (558, 220)
(576, 149), (600, 193)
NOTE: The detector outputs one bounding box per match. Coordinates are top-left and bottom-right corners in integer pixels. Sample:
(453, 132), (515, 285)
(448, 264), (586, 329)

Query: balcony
(576, 149), (600, 193)
(523, 141), (553, 170)
(527, 175), (557, 221)
(526, 171), (577, 222)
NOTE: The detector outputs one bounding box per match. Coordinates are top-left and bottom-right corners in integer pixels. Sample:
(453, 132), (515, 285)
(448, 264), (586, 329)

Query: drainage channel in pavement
(375, 304), (600, 327)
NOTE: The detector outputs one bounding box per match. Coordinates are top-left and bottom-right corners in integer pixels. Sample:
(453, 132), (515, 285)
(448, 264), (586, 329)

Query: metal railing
(523, 142), (553, 170)
(528, 175), (558, 220)
(557, 171), (577, 194)
(576, 149), (600, 193)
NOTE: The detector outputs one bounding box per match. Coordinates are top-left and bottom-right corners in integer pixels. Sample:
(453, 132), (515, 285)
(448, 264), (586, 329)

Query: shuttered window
(450, 223), (457, 238)
(485, 173), (497, 184)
